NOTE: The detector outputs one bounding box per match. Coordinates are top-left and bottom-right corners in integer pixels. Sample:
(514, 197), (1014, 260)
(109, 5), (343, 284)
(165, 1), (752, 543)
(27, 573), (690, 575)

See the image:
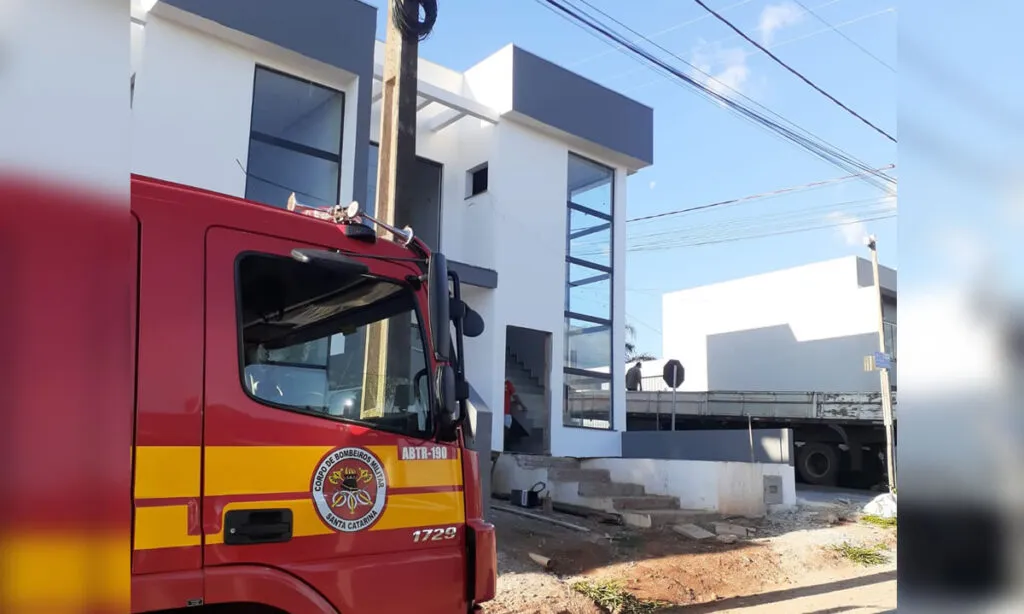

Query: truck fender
(205, 565), (339, 614)
(827, 423), (849, 446)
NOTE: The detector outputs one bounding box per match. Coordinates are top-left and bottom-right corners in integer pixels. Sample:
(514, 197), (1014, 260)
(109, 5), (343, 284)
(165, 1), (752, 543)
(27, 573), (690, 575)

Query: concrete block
(672, 523), (715, 540)
(713, 522), (752, 538)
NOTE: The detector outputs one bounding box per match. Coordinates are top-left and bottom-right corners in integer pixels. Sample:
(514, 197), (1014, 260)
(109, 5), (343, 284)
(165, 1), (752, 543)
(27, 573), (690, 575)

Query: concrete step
(620, 509), (707, 529)
(513, 454), (579, 470)
(612, 495), (680, 511)
(548, 468), (611, 483)
(578, 481), (646, 497)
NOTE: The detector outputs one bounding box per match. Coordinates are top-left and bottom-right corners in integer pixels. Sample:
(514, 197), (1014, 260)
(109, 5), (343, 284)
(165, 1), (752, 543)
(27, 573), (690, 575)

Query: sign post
(662, 359), (685, 431)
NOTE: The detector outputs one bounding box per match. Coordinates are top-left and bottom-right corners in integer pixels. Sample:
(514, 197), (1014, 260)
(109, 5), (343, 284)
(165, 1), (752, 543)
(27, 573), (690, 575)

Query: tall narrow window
(563, 153), (614, 429)
(245, 66), (345, 209)
(367, 142), (444, 251)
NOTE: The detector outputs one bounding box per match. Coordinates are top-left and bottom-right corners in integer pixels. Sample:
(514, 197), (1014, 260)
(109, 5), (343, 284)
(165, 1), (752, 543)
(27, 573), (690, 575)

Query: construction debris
(672, 523), (715, 540)
(528, 552), (552, 570)
(493, 504), (592, 533)
(713, 522), (752, 538)
(716, 534), (739, 544)
(862, 493), (897, 519)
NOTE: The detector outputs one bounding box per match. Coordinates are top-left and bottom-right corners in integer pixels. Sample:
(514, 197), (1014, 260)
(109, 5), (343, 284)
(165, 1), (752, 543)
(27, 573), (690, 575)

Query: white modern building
(130, 0), (654, 457)
(661, 256), (897, 393)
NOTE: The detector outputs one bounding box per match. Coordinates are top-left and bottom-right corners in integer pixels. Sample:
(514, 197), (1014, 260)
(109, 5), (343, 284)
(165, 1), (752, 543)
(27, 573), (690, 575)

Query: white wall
(586, 458), (796, 517)
(493, 455), (797, 518)
(131, 16), (360, 205)
(662, 256), (896, 393)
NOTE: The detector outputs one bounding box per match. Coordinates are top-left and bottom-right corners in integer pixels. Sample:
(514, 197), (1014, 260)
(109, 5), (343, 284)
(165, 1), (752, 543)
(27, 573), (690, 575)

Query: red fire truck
(130, 174), (496, 613)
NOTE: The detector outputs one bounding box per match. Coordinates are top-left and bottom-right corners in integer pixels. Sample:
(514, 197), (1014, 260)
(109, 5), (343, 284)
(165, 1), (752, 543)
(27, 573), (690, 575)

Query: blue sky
(364, 0), (899, 356)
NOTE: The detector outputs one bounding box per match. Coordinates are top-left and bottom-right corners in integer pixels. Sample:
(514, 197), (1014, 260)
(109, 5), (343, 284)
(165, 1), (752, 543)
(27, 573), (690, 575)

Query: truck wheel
(797, 443), (839, 486)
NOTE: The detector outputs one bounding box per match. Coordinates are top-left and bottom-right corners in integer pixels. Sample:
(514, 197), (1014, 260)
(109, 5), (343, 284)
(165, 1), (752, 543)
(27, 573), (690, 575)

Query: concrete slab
(672, 523), (715, 540)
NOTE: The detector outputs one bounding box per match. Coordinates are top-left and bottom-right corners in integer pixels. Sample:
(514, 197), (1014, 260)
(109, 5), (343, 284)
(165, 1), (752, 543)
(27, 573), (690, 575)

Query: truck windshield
(237, 252), (432, 439)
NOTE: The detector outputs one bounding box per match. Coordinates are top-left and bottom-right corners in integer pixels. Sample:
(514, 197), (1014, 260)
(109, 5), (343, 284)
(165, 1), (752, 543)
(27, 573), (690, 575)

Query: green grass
(570, 579), (665, 614)
(830, 541), (889, 566)
(859, 514), (897, 529)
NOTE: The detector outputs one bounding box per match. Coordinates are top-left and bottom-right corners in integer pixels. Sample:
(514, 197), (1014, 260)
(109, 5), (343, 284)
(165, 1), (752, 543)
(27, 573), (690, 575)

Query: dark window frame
(245, 65), (346, 207)
(367, 140), (445, 251)
(563, 152), (615, 431)
(232, 251), (436, 441)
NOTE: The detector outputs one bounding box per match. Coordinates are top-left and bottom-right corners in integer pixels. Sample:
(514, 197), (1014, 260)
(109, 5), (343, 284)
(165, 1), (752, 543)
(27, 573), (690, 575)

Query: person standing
(626, 361), (643, 391)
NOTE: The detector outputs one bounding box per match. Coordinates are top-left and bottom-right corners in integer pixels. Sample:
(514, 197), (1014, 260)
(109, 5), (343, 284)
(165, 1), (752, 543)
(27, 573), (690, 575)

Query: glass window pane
(568, 153), (613, 216)
(245, 139), (339, 208)
(564, 319), (611, 371)
(563, 372), (611, 429)
(251, 67), (344, 155)
(566, 262), (611, 320)
(239, 254), (432, 439)
(569, 207), (611, 268)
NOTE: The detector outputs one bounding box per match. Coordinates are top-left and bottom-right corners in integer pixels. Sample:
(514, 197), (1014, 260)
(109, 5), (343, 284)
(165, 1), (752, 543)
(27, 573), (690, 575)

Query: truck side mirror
(435, 364), (459, 442)
(427, 253), (451, 362)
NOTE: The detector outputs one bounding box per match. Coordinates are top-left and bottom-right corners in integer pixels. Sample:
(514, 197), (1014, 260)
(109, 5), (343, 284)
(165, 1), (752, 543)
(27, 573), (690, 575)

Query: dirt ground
(483, 500), (897, 614)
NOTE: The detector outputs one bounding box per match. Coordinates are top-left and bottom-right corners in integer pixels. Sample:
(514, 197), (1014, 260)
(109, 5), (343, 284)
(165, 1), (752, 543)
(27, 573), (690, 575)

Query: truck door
(202, 227), (468, 613)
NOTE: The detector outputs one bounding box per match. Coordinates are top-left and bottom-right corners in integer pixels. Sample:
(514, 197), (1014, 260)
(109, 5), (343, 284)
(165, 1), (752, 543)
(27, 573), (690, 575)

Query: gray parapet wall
(621, 428), (794, 465)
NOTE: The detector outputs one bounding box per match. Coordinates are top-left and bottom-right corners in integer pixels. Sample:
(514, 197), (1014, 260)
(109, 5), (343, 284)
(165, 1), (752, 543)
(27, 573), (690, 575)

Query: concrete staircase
(506, 455), (701, 528)
(504, 350), (547, 454)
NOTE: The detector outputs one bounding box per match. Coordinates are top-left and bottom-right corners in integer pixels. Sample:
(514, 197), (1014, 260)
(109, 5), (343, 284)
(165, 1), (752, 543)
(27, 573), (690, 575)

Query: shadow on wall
(707, 324), (893, 392)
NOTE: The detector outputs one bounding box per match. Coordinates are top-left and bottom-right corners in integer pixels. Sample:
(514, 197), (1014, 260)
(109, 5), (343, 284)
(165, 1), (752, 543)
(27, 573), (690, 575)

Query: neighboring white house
(130, 0), (654, 457)
(661, 256), (897, 393)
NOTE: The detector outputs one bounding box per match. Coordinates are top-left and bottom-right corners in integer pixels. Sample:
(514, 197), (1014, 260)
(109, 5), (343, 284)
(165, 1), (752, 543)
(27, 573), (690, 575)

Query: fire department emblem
(311, 447), (388, 532)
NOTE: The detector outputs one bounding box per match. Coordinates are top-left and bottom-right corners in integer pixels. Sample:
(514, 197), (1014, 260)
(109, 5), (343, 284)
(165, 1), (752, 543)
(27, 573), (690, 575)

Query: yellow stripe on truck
(133, 446), (201, 499)
(132, 445), (465, 550)
(202, 445), (462, 496)
(204, 491), (465, 544)
(134, 504), (200, 550)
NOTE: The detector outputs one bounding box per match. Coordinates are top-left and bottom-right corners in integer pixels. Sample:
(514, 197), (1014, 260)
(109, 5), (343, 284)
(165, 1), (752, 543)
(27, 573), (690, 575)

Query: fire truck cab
(130, 175), (496, 613)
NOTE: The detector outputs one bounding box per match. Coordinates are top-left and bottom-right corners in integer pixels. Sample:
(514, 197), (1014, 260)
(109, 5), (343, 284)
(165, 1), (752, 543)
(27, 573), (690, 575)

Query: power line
(620, 198), (896, 252)
(627, 164), (894, 224)
(616, 211), (897, 253)
(536, 0), (894, 190)
(791, 0), (895, 73)
(566, 0), (761, 69)
(622, 6), (895, 92)
(690, 0), (896, 143)
(667, 212), (896, 249)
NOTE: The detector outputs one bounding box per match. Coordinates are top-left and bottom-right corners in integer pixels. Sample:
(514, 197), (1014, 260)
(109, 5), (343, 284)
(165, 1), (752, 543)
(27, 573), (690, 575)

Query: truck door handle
(223, 509), (293, 545)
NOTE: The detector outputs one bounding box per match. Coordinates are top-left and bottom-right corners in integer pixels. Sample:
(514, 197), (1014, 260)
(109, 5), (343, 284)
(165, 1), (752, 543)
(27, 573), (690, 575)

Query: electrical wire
(619, 6), (894, 92)
(791, 0), (895, 73)
(566, 0), (761, 69)
(618, 198), (897, 253)
(690, 0), (896, 142)
(626, 164), (894, 224)
(658, 212), (896, 249)
(392, 0), (437, 42)
(535, 0), (895, 191)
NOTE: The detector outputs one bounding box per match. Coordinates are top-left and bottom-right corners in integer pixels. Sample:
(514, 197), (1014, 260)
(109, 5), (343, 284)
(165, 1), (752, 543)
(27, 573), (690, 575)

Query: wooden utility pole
(361, 0), (428, 419)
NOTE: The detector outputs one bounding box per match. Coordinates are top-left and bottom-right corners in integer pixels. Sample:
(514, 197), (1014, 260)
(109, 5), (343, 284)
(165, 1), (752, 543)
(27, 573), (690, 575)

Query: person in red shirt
(504, 379), (516, 429)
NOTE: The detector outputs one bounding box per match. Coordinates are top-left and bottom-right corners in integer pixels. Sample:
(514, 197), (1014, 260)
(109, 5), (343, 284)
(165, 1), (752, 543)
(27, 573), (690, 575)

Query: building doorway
(504, 326), (551, 455)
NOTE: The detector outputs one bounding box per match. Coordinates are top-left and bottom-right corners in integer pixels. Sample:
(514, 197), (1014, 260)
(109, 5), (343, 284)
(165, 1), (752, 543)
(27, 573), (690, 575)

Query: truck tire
(797, 442), (839, 486)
